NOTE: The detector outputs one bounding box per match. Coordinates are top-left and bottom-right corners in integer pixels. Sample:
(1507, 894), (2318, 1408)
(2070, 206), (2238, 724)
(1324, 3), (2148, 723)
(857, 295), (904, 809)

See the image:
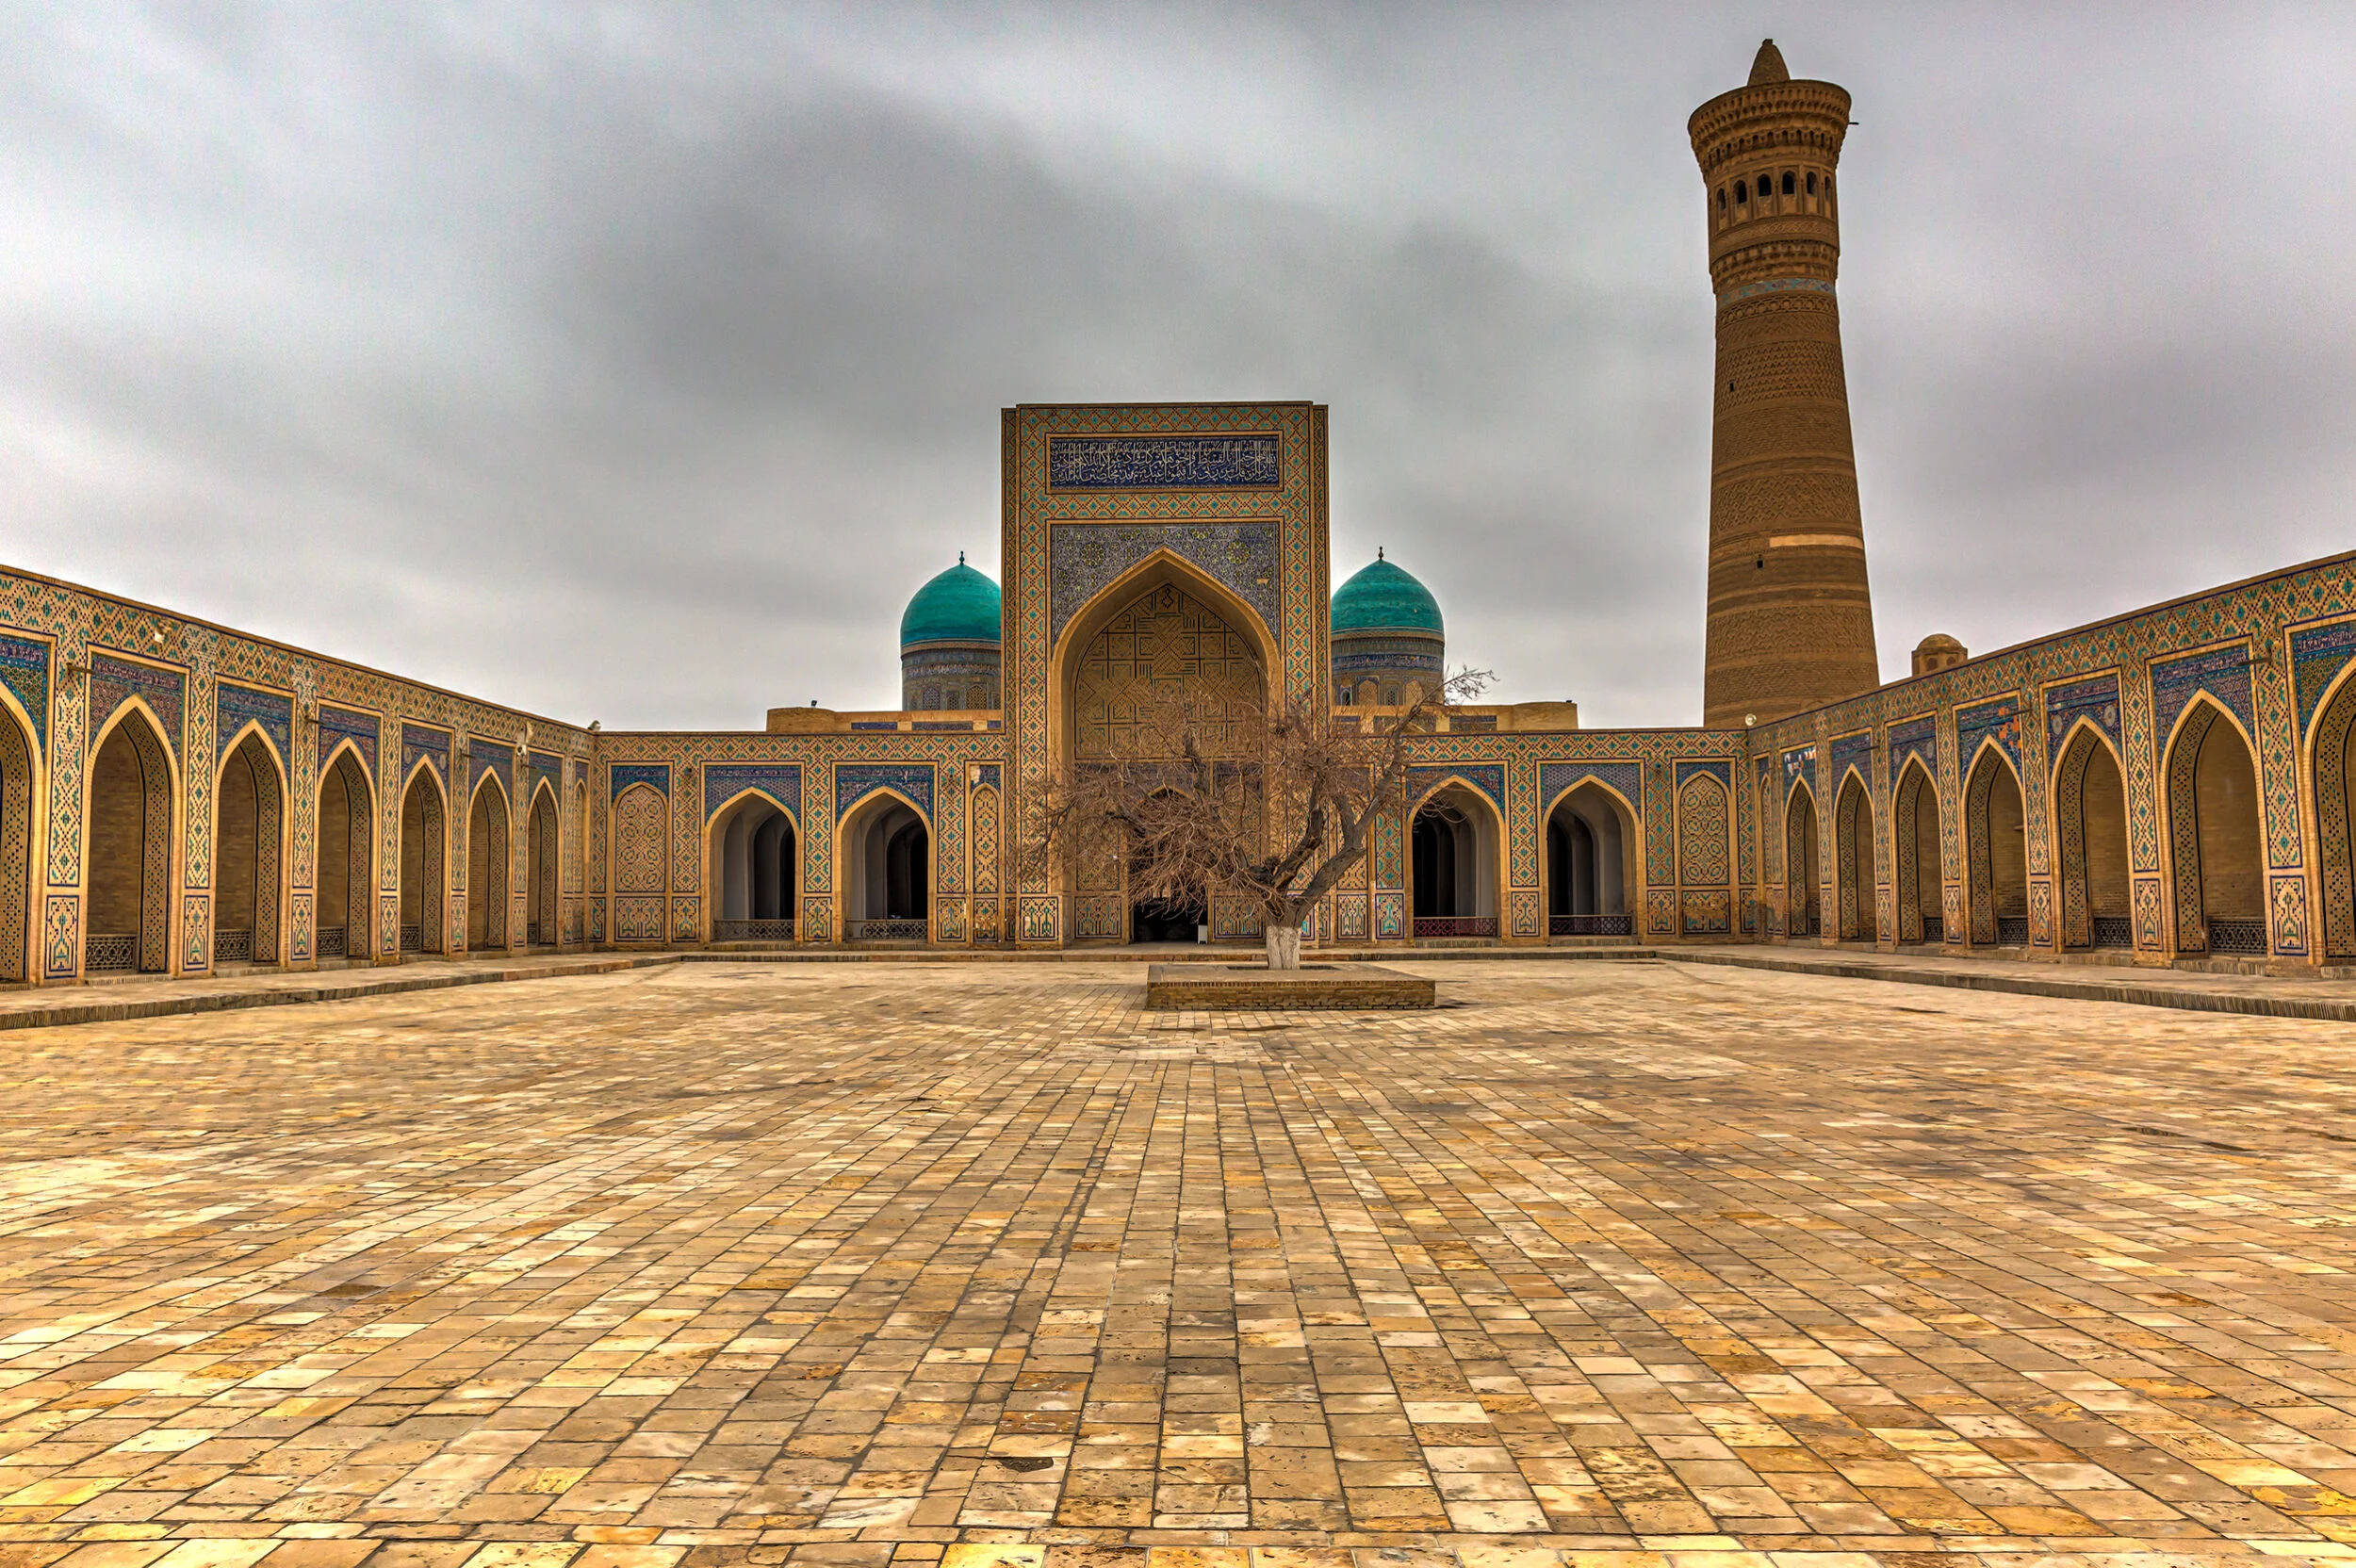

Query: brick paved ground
(2, 959), (2354, 1568)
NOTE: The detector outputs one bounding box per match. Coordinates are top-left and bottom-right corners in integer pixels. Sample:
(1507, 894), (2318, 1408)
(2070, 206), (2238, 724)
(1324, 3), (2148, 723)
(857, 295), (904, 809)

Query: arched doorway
(843, 793), (928, 941)
(526, 782), (559, 948)
(1784, 782), (1820, 939)
(712, 792), (796, 941)
(2055, 727), (2132, 950)
(1411, 782), (1499, 939)
(213, 730), (285, 967)
(466, 776), (511, 953)
(1964, 745), (2029, 946)
(0, 698), (36, 982)
(399, 766), (446, 956)
(1062, 567), (1268, 942)
(1834, 771), (1876, 942)
(1546, 781), (1635, 938)
(1892, 760), (1941, 944)
(2314, 670), (2356, 960)
(1129, 791), (1206, 943)
(2166, 701), (2265, 955)
(86, 708), (173, 974)
(316, 746), (373, 962)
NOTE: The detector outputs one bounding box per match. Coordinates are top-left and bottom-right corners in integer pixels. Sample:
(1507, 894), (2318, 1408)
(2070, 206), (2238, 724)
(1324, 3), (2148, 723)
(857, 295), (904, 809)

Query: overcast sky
(5, 4), (2352, 729)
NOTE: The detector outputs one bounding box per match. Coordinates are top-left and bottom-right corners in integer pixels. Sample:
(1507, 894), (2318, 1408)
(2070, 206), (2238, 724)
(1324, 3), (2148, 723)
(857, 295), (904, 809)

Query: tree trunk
(1265, 920), (1302, 970)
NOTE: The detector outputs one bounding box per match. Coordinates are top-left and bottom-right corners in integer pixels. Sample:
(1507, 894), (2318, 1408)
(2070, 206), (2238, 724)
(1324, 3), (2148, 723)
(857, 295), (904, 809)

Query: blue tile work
(975, 764), (1002, 792)
(90, 653), (184, 756)
(1408, 763), (1504, 815)
(318, 704), (379, 776)
(0, 633), (48, 748)
(527, 749), (564, 799)
(1538, 761), (1642, 815)
(1888, 715), (1937, 785)
(215, 682), (292, 770)
(705, 763), (801, 824)
(1781, 744), (1816, 800)
(2293, 619), (2356, 732)
(2151, 645), (2254, 741)
(2045, 673), (2122, 756)
(1829, 730), (1874, 789)
(469, 738), (513, 797)
(402, 723), (450, 786)
(836, 763), (934, 824)
(1047, 433), (1280, 490)
(1955, 695), (2021, 769)
(850, 722), (900, 731)
(1047, 523), (1281, 649)
(611, 763), (669, 801)
(912, 721), (977, 731)
(1677, 760), (1732, 788)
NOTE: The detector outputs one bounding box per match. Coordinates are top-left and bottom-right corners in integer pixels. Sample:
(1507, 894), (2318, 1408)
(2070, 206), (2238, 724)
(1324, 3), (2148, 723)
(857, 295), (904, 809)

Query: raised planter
(1144, 962), (1435, 1011)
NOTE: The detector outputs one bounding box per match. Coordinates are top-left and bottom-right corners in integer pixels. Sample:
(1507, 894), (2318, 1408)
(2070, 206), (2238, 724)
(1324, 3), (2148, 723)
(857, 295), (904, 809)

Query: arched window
(1735, 178), (1748, 204)
(1807, 171), (1817, 195)
(1716, 187), (1726, 211)
(1781, 171), (1795, 196)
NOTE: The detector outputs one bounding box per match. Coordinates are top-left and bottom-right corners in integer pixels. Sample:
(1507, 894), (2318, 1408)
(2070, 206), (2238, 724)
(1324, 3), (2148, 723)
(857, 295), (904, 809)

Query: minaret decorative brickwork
(1691, 40), (1879, 728)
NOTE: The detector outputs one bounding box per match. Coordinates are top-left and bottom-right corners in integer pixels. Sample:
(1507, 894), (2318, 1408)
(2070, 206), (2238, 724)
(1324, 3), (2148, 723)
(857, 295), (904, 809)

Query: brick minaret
(1691, 40), (1879, 728)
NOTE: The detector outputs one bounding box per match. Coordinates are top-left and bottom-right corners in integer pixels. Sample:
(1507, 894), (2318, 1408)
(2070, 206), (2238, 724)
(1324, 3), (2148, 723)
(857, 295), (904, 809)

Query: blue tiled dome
(899, 557), (1001, 648)
(1332, 554), (1442, 637)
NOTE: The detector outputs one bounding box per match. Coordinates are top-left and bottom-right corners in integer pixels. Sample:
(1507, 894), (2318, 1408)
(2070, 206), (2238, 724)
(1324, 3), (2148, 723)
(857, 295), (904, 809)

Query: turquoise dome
(1332, 554), (1442, 637)
(899, 557), (1001, 647)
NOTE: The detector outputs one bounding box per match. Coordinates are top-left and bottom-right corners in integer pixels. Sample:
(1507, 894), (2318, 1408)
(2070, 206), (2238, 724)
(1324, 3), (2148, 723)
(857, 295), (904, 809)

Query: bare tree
(1021, 668), (1490, 968)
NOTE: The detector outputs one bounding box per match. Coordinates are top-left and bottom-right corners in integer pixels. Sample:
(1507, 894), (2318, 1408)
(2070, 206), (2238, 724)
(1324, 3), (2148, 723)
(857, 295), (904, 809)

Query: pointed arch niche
(213, 728), (286, 967)
(2054, 725), (2132, 950)
(2313, 665), (2356, 960)
(527, 780), (560, 948)
(1964, 743), (2028, 947)
(466, 774), (512, 953)
(0, 694), (36, 983)
(1410, 780), (1500, 940)
(1784, 780), (1820, 939)
(2165, 699), (2265, 956)
(86, 706), (174, 974)
(842, 791), (928, 942)
(1892, 760), (1941, 944)
(399, 764), (447, 956)
(1833, 770), (1876, 942)
(1546, 780), (1636, 939)
(712, 790), (797, 942)
(316, 744), (373, 962)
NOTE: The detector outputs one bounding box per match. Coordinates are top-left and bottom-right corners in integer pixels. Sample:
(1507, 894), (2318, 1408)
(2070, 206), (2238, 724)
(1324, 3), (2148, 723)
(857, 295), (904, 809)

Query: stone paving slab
(1677, 947), (2356, 1023)
(1142, 965), (1434, 1011)
(2, 960), (2355, 1564)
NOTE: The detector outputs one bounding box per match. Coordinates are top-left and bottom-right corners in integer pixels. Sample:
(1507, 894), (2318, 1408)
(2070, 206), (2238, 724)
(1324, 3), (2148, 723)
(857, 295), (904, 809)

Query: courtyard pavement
(1, 960), (2354, 1567)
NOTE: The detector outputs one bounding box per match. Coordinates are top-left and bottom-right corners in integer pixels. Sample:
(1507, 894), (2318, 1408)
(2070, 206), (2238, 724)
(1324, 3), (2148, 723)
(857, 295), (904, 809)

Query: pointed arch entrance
(712, 791), (797, 942)
(2055, 726), (2132, 950)
(0, 696), (35, 982)
(86, 707), (174, 974)
(1059, 560), (1270, 942)
(1964, 744), (2028, 946)
(317, 745), (373, 961)
(2165, 700), (2265, 955)
(466, 775), (511, 953)
(214, 729), (286, 966)
(399, 765), (446, 956)
(1833, 770), (1876, 941)
(842, 792), (927, 941)
(526, 781), (559, 947)
(1892, 760), (1940, 944)
(1546, 780), (1635, 938)
(1410, 781), (1500, 939)
(1784, 781), (1820, 938)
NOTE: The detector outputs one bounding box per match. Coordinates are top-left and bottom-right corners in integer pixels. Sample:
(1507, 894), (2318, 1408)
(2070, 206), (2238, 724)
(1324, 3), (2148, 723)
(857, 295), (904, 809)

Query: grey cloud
(2, 3), (2349, 729)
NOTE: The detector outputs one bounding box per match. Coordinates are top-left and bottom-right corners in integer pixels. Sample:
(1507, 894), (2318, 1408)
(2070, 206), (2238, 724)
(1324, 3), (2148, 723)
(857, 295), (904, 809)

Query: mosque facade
(3, 42), (2353, 985)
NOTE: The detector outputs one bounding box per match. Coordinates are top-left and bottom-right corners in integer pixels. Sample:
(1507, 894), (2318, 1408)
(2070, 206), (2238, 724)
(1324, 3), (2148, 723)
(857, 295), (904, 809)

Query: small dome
(1332, 554), (1443, 638)
(899, 556), (1001, 647)
(1748, 38), (1790, 85)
